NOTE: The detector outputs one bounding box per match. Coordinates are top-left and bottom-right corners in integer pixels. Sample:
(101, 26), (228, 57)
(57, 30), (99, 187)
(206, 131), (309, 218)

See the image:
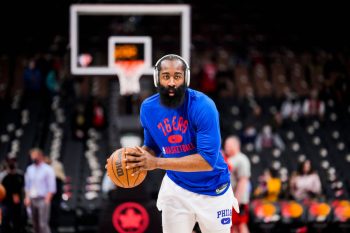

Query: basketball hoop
(115, 60), (145, 96)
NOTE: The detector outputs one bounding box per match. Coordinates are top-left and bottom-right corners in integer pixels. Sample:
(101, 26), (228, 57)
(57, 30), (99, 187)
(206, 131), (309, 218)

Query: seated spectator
(280, 93), (302, 121)
(255, 125), (285, 152)
(302, 89), (325, 120)
(91, 98), (107, 130)
(240, 124), (257, 145)
(253, 167), (281, 202)
(290, 160), (322, 201)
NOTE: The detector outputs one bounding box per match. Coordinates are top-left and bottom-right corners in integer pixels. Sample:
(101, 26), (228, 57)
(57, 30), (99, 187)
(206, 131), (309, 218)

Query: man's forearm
(236, 177), (249, 203)
(126, 146), (213, 173)
(156, 153), (212, 172)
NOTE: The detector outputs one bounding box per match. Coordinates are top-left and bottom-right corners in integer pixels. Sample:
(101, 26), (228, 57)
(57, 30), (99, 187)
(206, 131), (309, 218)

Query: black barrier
(98, 182), (162, 233)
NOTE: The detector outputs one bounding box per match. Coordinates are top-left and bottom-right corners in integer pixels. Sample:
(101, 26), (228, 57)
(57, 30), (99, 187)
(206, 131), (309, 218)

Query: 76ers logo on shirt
(157, 116), (189, 144)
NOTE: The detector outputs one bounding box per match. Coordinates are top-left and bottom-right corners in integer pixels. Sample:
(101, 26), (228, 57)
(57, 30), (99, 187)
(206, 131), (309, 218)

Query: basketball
(0, 184), (6, 202)
(106, 147), (147, 188)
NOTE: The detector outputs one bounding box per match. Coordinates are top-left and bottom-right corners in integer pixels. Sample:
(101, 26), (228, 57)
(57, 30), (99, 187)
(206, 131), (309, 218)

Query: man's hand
(125, 146), (158, 176)
(24, 197), (31, 207)
(45, 194), (53, 205)
(13, 194), (20, 204)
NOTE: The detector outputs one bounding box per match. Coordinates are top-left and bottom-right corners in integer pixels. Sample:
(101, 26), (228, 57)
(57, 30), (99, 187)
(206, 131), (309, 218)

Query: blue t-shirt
(140, 88), (230, 196)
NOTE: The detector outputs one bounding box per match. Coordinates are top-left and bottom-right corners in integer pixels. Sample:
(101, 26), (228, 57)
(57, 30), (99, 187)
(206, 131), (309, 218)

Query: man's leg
(157, 175), (196, 233)
(38, 199), (51, 233)
(161, 204), (196, 233)
(196, 188), (236, 233)
(31, 200), (40, 233)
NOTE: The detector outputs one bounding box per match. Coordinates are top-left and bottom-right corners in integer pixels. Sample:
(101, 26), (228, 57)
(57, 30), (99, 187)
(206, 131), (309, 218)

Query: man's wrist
(155, 157), (161, 169)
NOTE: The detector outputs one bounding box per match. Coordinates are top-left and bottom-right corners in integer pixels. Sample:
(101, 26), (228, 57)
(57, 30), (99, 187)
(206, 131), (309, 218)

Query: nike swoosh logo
(221, 218), (231, 225)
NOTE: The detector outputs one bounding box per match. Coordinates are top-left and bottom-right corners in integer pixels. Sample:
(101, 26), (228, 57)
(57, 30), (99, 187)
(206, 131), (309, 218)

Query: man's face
(157, 59), (186, 108)
(224, 138), (240, 157)
(30, 150), (42, 165)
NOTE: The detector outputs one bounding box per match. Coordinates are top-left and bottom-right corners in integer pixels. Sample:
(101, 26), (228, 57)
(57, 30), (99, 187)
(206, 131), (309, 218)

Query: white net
(115, 60), (145, 96)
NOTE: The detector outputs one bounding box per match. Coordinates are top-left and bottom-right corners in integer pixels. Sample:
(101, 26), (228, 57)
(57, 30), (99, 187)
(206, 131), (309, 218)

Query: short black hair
(29, 147), (44, 156)
(156, 55), (187, 72)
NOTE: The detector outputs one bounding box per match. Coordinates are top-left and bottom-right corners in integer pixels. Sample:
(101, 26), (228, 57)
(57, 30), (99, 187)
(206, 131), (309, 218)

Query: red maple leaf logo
(112, 202), (150, 233)
(119, 208), (142, 229)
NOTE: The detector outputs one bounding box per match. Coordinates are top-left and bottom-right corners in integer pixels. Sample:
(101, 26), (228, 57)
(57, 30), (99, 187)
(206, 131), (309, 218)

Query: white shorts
(156, 175), (239, 233)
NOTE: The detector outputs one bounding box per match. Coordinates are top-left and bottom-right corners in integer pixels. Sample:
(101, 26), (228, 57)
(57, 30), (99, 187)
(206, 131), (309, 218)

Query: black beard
(157, 84), (186, 108)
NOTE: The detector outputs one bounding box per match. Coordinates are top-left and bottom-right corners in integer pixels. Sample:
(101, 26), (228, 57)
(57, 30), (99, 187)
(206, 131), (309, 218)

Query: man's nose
(168, 77), (176, 86)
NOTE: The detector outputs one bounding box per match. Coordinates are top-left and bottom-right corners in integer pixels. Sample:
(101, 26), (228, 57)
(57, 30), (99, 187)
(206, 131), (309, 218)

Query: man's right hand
(24, 197), (31, 207)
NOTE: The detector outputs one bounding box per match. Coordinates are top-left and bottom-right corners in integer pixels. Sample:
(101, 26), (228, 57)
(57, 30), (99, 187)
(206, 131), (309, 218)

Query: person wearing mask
(24, 148), (56, 233)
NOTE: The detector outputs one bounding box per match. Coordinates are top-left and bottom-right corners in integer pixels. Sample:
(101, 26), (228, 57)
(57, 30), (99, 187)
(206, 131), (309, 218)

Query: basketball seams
(133, 168), (143, 186)
(124, 148), (130, 187)
(111, 150), (124, 188)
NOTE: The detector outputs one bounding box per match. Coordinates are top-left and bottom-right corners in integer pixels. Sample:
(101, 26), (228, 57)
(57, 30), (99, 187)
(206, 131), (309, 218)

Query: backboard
(69, 4), (191, 76)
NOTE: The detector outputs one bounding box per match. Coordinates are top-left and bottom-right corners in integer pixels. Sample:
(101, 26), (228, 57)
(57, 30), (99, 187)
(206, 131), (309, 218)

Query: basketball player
(125, 54), (239, 233)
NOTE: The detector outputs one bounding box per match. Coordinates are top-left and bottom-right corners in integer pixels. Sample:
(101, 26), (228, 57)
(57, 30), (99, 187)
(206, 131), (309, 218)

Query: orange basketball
(0, 184), (6, 202)
(106, 147), (147, 188)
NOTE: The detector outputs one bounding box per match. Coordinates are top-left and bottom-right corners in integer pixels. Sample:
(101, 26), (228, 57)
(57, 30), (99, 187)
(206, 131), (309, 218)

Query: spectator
(290, 160), (322, 201)
(198, 52), (217, 97)
(224, 136), (251, 233)
(24, 148), (56, 233)
(302, 89), (325, 120)
(240, 124), (257, 145)
(90, 98), (107, 130)
(23, 59), (43, 95)
(255, 125), (285, 152)
(253, 167), (282, 202)
(280, 93), (302, 121)
(46, 69), (60, 96)
(1, 156), (25, 233)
